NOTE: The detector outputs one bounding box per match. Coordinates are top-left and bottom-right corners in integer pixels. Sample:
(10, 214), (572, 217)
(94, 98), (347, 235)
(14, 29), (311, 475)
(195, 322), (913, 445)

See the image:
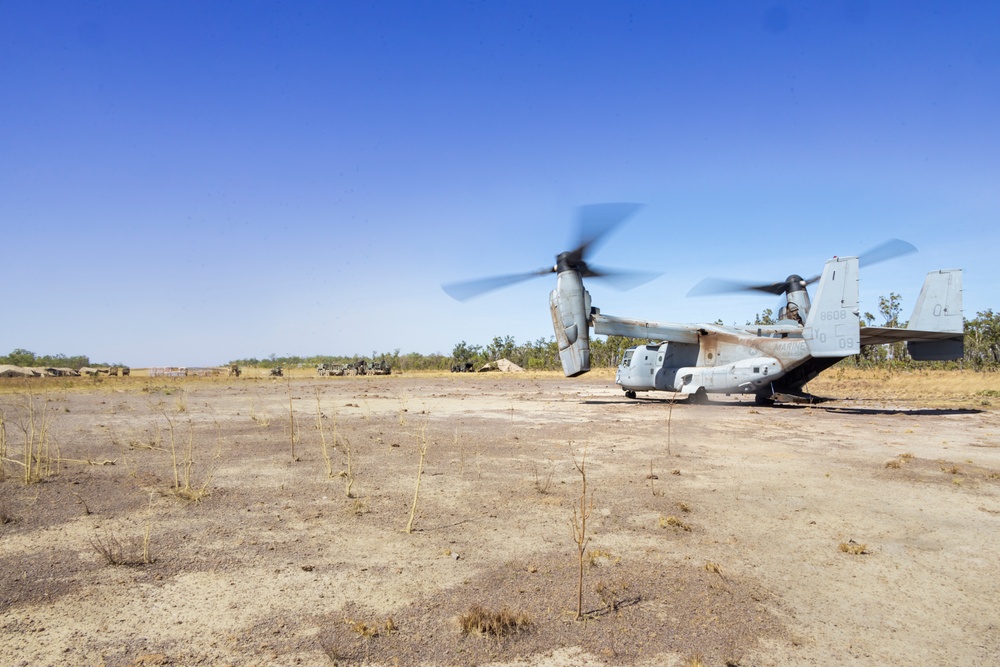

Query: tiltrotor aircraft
(443, 204), (964, 406)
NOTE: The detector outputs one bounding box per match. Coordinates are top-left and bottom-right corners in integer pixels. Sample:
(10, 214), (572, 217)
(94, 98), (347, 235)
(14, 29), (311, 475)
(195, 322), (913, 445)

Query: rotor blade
(442, 267), (553, 302)
(858, 238), (917, 267)
(687, 277), (785, 297)
(583, 265), (661, 291)
(573, 203), (644, 259)
(688, 238), (916, 298)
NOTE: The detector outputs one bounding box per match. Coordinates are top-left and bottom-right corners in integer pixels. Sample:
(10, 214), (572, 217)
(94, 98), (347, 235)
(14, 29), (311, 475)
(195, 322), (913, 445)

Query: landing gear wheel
(625, 390), (637, 399)
(689, 387), (708, 405)
(755, 392), (776, 407)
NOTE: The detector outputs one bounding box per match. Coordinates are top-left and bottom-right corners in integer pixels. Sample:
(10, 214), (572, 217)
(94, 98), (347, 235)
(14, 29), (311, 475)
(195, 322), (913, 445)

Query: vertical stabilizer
(803, 256), (860, 357)
(907, 269), (964, 360)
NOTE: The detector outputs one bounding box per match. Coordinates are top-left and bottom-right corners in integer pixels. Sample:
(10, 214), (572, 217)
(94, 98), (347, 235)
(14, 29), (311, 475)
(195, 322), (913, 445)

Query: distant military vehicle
(451, 362), (475, 372)
(369, 360), (392, 375)
(270, 367), (283, 377)
(228, 364), (241, 378)
(317, 363), (346, 377)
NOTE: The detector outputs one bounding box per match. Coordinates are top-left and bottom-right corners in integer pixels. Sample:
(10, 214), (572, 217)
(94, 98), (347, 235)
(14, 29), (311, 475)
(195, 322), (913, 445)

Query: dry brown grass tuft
(90, 528), (155, 566)
(660, 514), (692, 531)
(839, 540), (869, 555)
(459, 605), (531, 637)
(345, 616), (396, 639)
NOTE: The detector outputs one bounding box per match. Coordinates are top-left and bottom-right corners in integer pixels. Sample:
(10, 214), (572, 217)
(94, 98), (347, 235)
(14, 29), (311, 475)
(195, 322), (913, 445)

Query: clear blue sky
(2, 1), (997, 367)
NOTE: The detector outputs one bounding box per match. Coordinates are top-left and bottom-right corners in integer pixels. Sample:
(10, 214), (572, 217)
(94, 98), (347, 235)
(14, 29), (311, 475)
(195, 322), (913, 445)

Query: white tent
(0, 365), (39, 378)
(478, 358), (525, 373)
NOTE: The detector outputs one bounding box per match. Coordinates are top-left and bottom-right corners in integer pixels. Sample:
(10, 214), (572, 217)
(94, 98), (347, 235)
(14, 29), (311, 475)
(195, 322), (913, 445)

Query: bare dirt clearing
(2, 372), (999, 666)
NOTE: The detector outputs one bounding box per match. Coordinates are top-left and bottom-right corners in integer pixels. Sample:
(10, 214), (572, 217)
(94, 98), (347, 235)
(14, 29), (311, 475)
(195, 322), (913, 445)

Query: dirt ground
(2, 372), (999, 666)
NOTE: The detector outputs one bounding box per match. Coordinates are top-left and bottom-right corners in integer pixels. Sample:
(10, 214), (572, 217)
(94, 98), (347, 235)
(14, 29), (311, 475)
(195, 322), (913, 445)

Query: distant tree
(486, 335), (516, 361)
(2, 348), (37, 366)
(451, 340), (482, 364)
(965, 310), (1000, 370)
(877, 292), (909, 364)
(749, 309), (775, 326)
(591, 335), (645, 368)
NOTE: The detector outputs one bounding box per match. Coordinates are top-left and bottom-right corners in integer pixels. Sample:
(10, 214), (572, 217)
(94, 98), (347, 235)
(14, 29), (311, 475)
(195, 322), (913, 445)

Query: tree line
(6, 299), (1000, 373)
(0, 349), (113, 370)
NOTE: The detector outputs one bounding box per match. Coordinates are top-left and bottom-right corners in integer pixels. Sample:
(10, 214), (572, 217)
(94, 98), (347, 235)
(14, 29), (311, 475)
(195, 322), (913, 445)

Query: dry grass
(90, 528), (155, 566)
(839, 541), (870, 555)
(458, 605), (531, 637)
(586, 548), (619, 567)
(812, 368), (1000, 407)
(345, 616), (396, 639)
(660, 514), (692, 531)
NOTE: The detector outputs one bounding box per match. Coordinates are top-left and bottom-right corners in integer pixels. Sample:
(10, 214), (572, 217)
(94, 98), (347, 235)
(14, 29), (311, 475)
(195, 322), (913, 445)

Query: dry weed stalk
(648, 460), (660, 496)
(4, 386), (59, 484)
(163, 415), (218, 502)
(315, 395), (334, 479)
(91, 502), (156, 567)
(533, 458), (554, 494)
(404, 421), (430, 534)
(342, 432), (356, 498)
(0, 412), (6, 482)
(570, 442), (594, 620)
(396, 394), (409, 426)
(595, 578), (633, 613)
(248, 395), (271, 427)
(286, 376), (297, 460)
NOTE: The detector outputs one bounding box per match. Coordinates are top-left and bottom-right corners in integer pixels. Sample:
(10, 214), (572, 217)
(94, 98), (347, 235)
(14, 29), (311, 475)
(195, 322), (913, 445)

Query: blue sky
(2, 1), (997, 367)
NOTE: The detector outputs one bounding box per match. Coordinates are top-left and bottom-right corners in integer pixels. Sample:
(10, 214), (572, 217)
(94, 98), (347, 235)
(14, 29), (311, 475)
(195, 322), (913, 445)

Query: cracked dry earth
(1, 373), (999, 666)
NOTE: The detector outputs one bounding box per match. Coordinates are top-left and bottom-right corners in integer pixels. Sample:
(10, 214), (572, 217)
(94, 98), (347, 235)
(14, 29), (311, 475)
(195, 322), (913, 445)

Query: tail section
(549, 269), (592, 377)
(907, 269), (964, 360)
(802, 256), (860, 358)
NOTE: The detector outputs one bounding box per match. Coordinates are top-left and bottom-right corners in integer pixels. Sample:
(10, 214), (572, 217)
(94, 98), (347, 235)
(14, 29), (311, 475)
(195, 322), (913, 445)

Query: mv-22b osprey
(443, 204), (964, 406)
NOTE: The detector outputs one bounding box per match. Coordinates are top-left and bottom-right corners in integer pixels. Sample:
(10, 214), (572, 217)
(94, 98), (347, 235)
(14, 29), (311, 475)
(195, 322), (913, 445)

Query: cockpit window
(622, 349), (634, 368)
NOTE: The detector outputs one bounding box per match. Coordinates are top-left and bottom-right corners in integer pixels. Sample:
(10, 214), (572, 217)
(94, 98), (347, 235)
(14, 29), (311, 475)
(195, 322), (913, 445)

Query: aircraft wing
(593, 313), (700, 344)
(860, 327), (963, 346)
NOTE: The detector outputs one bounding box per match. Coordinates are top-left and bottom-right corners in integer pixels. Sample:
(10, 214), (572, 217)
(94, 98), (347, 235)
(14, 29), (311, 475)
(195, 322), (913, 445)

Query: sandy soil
(1, 373), (999, 666)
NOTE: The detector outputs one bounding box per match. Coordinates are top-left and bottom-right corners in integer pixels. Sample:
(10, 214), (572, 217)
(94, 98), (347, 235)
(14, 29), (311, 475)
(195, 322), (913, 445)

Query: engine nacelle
(549, 269), (592, 377)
